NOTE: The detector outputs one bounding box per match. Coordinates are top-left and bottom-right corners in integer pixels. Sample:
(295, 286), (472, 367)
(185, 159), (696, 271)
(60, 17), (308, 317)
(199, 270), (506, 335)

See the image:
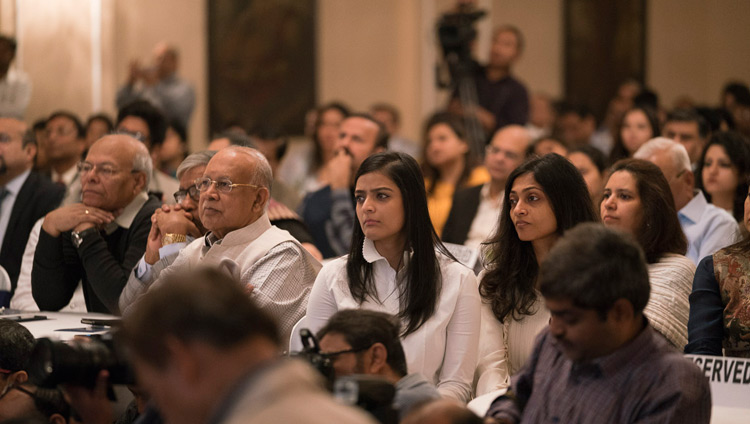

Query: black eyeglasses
(320, 344), (373, 360)
(174, 186), (200, 203)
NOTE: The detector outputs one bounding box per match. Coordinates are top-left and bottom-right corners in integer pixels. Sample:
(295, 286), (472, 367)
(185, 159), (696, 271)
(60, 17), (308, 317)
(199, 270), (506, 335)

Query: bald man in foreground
(122, 146), (321, 349)
(31, 134), (160, 313)
(442, 125), (531, 249)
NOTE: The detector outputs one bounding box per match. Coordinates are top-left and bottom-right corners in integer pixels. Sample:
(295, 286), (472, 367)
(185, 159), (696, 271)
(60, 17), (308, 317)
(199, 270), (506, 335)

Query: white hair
(633, 137), (691, 174)
(132, 143), (153, 191)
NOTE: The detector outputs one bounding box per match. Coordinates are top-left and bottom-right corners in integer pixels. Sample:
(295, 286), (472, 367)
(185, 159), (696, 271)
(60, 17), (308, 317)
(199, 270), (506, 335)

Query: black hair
(346, 152), (456, 336)
(696, 131), (750, 222)
(317, 309), (408, 377)
(116, 100), (168, 147)
(569, 145), (606, 174)
(0, 320), (35, 372)
(312, 102), (351, 168)
(609, 105), (660, 164)
(85, 113), (114, 134)
(31, 119), (47, 133)
(168, 118), (188, 143)
(633, 88), (659, 111)
(480, 154), (598, 322)
(540, 223), (650, 319)
(120, 267), (280, 368)
(249, 125), (288, 160)
(46, 111), (85, 139)
(213, 130), (255, 148)
(666, 108), (710, 138)
(0, 35), (17, 54)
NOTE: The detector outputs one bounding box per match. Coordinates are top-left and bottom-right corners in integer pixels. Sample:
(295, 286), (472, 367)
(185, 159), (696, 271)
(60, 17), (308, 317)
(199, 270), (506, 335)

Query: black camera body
(437, 9), (487, 64)
(28, 335), (135, 389)
(291, 329), (398, 424)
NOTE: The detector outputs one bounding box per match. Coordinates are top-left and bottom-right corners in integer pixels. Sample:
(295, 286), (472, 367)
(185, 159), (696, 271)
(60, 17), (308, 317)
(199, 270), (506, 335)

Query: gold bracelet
(162, 233), (187, 246)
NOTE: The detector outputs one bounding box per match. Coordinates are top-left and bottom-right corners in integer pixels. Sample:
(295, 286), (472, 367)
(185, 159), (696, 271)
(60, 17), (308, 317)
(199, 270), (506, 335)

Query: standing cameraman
(449, 25), (529, 136)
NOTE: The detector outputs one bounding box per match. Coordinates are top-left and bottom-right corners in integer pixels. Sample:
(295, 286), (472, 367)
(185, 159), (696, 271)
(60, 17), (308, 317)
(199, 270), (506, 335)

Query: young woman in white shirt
(305, 151), (480, 402)
(476, 153), (598, 395)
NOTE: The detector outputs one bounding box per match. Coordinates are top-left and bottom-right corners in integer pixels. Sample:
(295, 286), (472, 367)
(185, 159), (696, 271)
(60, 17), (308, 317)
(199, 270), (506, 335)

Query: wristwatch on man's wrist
(71, 227), (99, 248)
(162, 233), (187, 246)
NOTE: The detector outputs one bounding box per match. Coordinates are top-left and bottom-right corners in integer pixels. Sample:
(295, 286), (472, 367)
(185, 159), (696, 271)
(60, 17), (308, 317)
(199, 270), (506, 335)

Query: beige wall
(491, 0), (563, 99)
(112, 0), (207, 149)
(3, 0), (747, 150)
(18, 0), (95, 123)
(6, 0), (207, 150)
(648, 0), (750, 108)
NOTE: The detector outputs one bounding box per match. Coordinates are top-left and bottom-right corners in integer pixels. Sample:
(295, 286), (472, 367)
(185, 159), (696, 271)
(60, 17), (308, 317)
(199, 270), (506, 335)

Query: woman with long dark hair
(686, 183), (750, 358)
(696, 131), (750, 222)
(476, 154), (597, 395)
(601, 159), (693, 349)
(305, 152), (480, 402)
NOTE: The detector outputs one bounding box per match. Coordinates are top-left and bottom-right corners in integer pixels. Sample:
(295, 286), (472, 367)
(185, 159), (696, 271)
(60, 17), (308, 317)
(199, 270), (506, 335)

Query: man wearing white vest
(121, 146), (321, 348)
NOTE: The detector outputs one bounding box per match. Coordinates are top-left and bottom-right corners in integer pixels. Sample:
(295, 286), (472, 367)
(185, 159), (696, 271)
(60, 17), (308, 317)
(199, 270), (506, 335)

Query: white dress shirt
(305, 238), (480, 402)
(464, 184), (502, 250)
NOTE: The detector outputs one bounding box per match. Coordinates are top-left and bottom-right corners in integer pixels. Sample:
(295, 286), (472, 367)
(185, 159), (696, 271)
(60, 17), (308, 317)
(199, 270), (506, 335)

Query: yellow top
(426, 166), (490, 237)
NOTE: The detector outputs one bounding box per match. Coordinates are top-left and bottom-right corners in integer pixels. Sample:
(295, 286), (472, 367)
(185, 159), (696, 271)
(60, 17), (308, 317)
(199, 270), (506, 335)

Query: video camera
(436, 6), (487, 88)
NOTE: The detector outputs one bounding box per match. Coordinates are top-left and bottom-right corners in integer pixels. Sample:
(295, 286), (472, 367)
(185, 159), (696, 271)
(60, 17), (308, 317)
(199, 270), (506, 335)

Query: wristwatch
(71, 227), (99, 248)
(162, 233), (187, 246)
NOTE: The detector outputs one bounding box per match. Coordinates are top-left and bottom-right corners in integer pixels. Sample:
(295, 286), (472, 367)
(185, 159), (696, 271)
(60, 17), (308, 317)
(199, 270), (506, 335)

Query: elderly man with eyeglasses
(30, 134), (160, 314)
(120, 146), (321, 349)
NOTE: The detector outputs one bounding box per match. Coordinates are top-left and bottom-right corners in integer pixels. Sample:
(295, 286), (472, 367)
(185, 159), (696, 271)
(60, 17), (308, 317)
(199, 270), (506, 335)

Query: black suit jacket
(0, 171), (64, 294)
(441, 184), (483, 246)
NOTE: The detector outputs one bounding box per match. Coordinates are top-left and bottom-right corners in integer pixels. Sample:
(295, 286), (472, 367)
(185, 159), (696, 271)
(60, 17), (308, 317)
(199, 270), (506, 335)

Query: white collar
(362, 238), (412, 269)
(51, 165), (79, 186)
(101, 191), (149, 234)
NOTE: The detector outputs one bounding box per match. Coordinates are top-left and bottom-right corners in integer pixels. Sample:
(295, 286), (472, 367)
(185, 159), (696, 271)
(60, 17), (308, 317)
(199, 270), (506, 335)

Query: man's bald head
(485, 124), (531, 186)
(198, 146), (272, 239)
(81, 134), (152, 210)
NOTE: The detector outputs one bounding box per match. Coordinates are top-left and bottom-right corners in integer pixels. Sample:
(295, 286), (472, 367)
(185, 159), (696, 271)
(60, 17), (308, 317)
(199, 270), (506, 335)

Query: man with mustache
(300, 114), (388, 258)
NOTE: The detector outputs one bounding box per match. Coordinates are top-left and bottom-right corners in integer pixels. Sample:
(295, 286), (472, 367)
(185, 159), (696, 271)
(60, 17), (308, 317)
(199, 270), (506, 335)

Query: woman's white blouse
(474, 278), (550, 396)
(305, 238), (481, 402)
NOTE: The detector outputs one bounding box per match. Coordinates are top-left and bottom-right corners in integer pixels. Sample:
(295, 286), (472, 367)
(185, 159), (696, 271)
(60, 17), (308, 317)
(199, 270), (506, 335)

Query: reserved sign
(686, 355), (750, 408)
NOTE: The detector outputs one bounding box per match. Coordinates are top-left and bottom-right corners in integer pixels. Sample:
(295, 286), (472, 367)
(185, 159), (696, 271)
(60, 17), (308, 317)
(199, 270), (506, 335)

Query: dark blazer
(0, 171), (64, 295)
(441, 184), (483, 246)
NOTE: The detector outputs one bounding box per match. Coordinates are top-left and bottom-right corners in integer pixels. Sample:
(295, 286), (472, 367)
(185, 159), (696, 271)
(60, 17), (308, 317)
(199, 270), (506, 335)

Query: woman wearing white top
(601, 159), (694, 349)
(476, 154), (598, 395)
(305, 152), (480, 402)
